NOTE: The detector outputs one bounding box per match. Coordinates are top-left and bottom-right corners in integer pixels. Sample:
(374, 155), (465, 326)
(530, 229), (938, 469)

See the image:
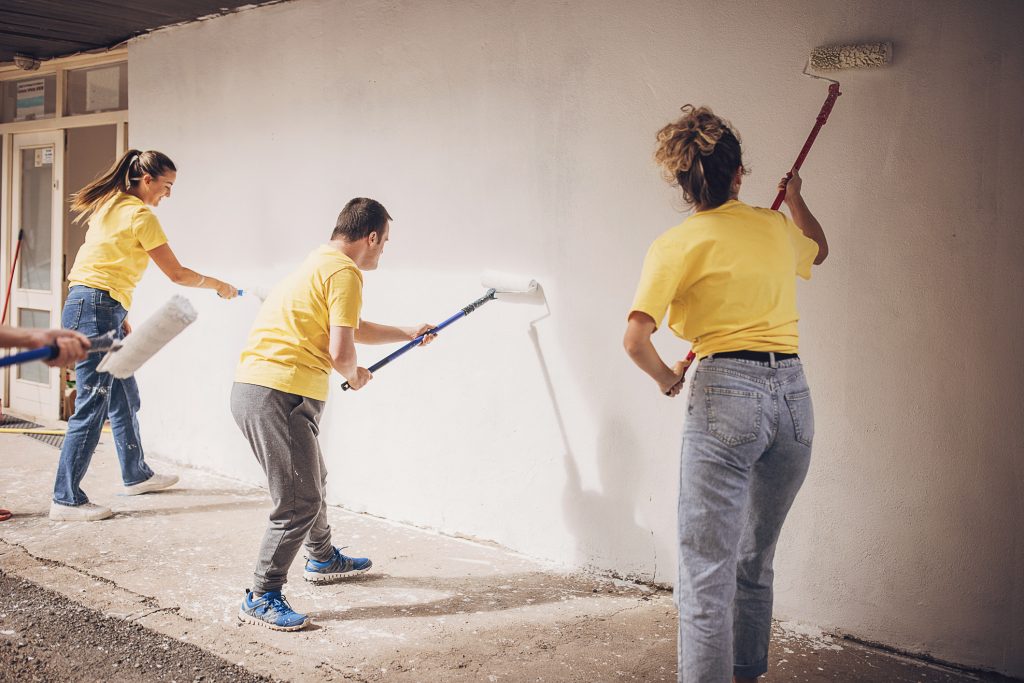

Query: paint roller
(770, 40), (894, 209)
(675, 41), (894, 387)
(0, 296), (197, 377)
(340, 271), (539, 391)
(238, 286), (270, 301)
(97, 296), (198, 378)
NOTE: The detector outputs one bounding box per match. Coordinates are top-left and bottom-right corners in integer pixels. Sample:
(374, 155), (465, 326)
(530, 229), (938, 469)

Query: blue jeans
(677, 356), (814, 682)
(52, 286), (154, 506)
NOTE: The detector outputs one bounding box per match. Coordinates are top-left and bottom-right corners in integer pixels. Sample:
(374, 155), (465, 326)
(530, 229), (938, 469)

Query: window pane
(19, 147), (53, 291)
(17, 308), (51, 384)
(65, 62), (128, 116)
(1, 75), (57, 123)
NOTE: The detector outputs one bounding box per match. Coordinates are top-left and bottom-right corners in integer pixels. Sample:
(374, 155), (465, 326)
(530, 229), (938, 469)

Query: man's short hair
(332, 198), (393, 241)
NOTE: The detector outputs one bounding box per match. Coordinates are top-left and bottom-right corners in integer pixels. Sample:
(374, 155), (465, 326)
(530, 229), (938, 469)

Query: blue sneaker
(304, 546), (372, 584)
(238, 589), (309, 631)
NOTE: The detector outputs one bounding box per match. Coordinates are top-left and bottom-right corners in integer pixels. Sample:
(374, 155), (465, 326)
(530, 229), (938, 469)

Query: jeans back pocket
(784, 389), (815, 447)
(61, 299), (84, 331)
(705, 386), (762, 446)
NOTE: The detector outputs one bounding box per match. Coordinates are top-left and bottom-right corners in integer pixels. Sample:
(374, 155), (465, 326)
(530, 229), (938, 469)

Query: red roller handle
(1, 230), (25, 325)
(771, 82), (842, 210)
(671, 82), (841, 392)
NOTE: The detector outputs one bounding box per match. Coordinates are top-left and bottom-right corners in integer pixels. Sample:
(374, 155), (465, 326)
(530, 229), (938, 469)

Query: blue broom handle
(0, 345), (57, 368)
(341, 289), (496, 391)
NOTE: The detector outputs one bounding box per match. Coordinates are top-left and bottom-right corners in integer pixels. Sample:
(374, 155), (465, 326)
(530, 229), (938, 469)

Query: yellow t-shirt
(630, 200), (819, 358)
(67, 193), (169, 309)
(235, 245), (363, 401)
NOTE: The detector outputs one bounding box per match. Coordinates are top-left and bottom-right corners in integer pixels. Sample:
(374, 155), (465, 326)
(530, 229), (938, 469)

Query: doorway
(4, 126), (118, 421)
(0, 52), (128, 423)
(7, 131), (63, 420)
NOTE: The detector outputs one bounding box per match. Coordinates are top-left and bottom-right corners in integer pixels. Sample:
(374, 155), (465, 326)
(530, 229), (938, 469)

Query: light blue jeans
(52, 286), (154, 506)
(677, 356), (814, 682)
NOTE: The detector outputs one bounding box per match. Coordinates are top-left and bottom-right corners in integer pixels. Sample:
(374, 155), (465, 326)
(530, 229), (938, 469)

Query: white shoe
(124, 473), (179, 496)
(49, 501), (112, 521)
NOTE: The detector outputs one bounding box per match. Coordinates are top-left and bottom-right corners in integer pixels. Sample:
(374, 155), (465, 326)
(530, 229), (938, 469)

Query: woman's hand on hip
(659, 358), (691, 397)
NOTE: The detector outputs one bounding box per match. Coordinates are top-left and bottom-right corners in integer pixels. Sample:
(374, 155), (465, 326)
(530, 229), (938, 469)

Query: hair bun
(694, 128), (718, 151)
(654, 104), (745, 209)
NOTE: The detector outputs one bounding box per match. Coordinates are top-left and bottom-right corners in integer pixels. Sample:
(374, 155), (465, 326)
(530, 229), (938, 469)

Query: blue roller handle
(0, 345), (56, 367)
(341, 288), (497, 391)
(0, 330), (118, 368)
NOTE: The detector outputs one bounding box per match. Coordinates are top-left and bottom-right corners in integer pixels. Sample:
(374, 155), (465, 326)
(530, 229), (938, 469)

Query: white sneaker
(49, 501), (112, 521)
(124, 473), (179, 496)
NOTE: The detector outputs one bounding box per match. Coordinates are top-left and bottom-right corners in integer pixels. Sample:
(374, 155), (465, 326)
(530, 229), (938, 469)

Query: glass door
(8, 131), (64, 421)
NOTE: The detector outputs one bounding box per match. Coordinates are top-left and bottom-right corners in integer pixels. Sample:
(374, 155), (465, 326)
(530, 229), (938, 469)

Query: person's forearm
(0, 327), (32, 348)
(624, 336), (678, 388)
(175, 268), (220, 289)
(332, 357), (359, 380)
(786, 196), (829, 263)
(354, 321), (416, 345)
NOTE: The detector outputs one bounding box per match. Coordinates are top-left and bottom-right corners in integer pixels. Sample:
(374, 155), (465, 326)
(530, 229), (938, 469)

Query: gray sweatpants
(230, 382), (334, 594)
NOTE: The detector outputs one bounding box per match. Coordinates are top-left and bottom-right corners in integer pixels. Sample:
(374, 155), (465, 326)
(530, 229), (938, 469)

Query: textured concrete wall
(128, 0), (1023, 675)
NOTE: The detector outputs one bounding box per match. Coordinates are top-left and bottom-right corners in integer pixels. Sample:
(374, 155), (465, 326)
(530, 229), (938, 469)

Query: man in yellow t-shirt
(232, 198), (435, 632)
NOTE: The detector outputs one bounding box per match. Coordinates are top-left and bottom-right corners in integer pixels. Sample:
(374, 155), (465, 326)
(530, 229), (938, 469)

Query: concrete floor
(0, 432), (1014, 682)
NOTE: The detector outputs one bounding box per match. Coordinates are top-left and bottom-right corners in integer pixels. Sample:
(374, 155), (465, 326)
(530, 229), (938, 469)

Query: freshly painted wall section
(127, 0), (1023, 676)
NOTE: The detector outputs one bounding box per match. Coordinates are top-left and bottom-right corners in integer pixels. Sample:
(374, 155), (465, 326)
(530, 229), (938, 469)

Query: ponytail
(71, 149), (176, 222)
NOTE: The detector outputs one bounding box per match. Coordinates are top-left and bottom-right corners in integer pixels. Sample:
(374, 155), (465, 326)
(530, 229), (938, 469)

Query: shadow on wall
(562, 415), (656, 582)
(526, 320), (657, 583)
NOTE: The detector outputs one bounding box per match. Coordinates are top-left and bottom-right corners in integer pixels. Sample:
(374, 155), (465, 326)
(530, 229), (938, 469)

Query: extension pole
(680, 83), (842, 386)
(770, 83), (842, 210)
(1, 230), (25, 325)
(341, 289), (497, 391)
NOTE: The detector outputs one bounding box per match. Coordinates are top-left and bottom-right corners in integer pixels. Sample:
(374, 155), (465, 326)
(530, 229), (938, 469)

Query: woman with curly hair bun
(624, 105), (828, 682)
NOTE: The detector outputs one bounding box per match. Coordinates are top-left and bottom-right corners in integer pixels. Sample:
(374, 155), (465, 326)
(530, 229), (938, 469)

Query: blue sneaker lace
(256, 592), (295, 618)
(310, 546), (348, 568)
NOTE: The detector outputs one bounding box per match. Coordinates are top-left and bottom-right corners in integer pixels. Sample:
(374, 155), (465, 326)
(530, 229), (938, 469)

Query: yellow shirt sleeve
(783, 215), (819, 280)
(327, 268), (362, 328)
(629, 236), (684, 329)
(132, 207), (168, 251)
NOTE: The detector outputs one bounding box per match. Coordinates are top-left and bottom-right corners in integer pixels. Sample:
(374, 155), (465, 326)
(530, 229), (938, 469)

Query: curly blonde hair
(654, 105), (746, 208)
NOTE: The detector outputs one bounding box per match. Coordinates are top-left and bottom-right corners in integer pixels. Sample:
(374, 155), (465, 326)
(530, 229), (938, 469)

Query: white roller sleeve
(480, 270), (539, 294)
(96, 295), (198, 378)
(240, 285), (270, 302)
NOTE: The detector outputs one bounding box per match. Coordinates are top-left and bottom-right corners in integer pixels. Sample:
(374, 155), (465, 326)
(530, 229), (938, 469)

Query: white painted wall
(127, 0), (1023, 676)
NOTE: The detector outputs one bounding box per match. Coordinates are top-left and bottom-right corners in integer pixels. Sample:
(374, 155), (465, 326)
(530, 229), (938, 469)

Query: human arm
(779, 169), (828, 265)
(0, 326), (90, 367)
(329, 325), (372, 390)
(147, 244), (239, 298)
(622, 312), (690, 397)
(353, 321), (437, 346)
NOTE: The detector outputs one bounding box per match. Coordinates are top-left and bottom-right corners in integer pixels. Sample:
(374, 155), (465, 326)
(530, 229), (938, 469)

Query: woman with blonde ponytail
(51, 149), (239, 522)
(624, 106), (829, 683)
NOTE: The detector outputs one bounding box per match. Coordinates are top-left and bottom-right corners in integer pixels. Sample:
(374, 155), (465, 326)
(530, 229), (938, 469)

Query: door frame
(6, 130), (65, 421)
(0, 48), (128, 420)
